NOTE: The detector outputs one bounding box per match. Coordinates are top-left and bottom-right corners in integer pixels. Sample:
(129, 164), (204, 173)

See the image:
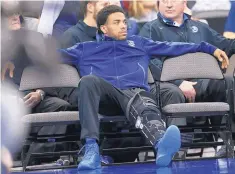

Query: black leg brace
(126, 91), (166, 145)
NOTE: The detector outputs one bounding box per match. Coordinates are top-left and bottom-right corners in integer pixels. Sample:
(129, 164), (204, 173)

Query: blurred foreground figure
(1, 83), (28, 174)
(224, 1), (235, 39)
(1, 2), (59, 84)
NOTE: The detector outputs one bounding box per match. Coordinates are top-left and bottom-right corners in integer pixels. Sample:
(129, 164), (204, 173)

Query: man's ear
(87, 2), (95, 14)
(100, 25), (107, 34)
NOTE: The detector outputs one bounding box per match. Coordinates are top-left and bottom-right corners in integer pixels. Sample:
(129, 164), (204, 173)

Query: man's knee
(33, 97), (71, 113)
(126, 91), (165, 145)
(78, 75), (100, 89)
(55, 98), (71, 111)
(160, 83), (185, 106)
(126, 91), (161, 122)
(211, 80), (226, 91)
(208, 80), (226, 101)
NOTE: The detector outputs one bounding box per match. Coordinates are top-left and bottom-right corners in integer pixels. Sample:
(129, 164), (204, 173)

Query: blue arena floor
(13, 158), (235, 174)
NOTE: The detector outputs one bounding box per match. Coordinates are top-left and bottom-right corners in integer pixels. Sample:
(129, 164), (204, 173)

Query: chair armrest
(224, 74), (234, 121)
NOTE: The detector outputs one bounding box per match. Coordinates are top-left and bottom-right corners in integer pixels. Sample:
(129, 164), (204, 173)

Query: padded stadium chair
(19, 64), (81, 171)
(225, 54), (235, 151)
(193, 10), (229, 34)
(19, 64), (156, 171)
(160, 53), (234, 158)
(225, 54), (235, 121)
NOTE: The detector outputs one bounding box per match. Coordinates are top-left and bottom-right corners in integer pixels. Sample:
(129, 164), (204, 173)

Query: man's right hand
(179, 81), (197, 103)
(213, 49), (229, 69)
(1, 61), (15, 81)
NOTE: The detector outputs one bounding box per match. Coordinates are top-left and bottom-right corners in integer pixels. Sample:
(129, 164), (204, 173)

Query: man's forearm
(36, 89), (45, 101)
(24, 89), (45, 98)
(170, 80), (184, 87)
(228, 40), (235, 57)
(23, 89), (34, 96)
(145, 38), (217, 58)
(197, 42), (217, 55)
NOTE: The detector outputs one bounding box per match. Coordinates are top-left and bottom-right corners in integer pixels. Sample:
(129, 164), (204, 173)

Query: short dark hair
(96, 5), (125, 34)
(77, 1), (91, 20)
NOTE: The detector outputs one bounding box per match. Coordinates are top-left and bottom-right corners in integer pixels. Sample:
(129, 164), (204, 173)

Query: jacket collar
(96, 34), (129, 42)
(76, 20), (97, 39)
(158, 12), (190, 27)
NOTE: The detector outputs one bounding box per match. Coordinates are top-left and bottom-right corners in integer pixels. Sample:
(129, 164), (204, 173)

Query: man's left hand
(23, 92), (41, 108)
(213, 49), (229, 69)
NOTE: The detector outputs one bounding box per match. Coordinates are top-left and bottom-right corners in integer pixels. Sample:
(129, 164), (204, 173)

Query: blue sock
(154, 136), (162, 148)
(86, 138), (96, 144)
(154, 140), (159, 149)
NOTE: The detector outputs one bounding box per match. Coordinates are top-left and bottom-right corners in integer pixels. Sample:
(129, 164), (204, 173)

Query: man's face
(93, 0), (121, 19)
(8, 13), (21, 30)
(93, 1), (111, 19)
(101, 12), (127, 40)
(140, 0), (157, 8)
(158, 0), (186, 20)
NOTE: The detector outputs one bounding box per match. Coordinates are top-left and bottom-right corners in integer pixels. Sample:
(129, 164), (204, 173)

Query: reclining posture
(60, 5), (229, 170)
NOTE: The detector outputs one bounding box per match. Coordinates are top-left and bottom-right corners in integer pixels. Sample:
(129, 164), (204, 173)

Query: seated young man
(60, 0), (138, 49)
(60, 5), (229, 170)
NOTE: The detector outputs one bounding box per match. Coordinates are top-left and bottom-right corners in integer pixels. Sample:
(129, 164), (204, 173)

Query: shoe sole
(77, 165), (101, 170)
(156, 125), (181, 167)
(77, 159), (101, 170)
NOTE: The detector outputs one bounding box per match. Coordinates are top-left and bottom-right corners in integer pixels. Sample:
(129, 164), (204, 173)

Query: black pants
(158, 79), (226, 125)
(23, 96), (75, 163)
(30, 96), (72, 135)
(30, 83), (152, 162)
(78, 75), (165, 145)
(33, 96), (71, 113)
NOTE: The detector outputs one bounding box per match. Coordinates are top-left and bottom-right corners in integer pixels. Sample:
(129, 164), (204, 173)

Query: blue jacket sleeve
(58, 43), (83, 68)
(141, 37), (217, 58)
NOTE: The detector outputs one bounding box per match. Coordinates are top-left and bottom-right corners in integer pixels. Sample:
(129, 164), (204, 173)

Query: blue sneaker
(77, 142), (101, 170)
(155, 125), (181, 167)
(101, 155), (114, 165)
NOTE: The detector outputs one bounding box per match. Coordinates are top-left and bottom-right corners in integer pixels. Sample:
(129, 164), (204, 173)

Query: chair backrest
(225, 54), (235, 77)
(148, 68), (155, 84)
(193, 10), (229, 34)
(19, 64), (80, 90)
(160, 53), (224, 82)
(20, 64), (154, 90)
(193, 10), (229, 19)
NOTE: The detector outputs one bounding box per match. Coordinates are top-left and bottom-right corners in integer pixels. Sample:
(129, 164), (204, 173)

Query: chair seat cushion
(162, 102), (230, 114)
(22, 111), (79, 124)
(22, 111), (127, 124)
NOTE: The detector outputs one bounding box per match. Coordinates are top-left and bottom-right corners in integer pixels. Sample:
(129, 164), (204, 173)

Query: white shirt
(192, 0), (231, 12)
(37, 0), (65, 37)
(129, 10), (158, 23)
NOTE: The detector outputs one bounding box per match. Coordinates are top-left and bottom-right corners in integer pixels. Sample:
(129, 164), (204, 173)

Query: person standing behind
(60, 0), (138, 49)
(128, 0), (158, 23)
(224, 1), (235, 39)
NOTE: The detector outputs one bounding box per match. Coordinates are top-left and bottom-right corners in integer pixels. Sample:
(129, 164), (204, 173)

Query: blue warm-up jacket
(60, 35), (216, 91)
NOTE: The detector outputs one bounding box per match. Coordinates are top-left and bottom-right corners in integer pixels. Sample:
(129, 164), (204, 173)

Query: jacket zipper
(90, 66), (93, 74)
(184, 22), (188, 42)
(138, 63), (145, 85)
(113, 41), (120, 87)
